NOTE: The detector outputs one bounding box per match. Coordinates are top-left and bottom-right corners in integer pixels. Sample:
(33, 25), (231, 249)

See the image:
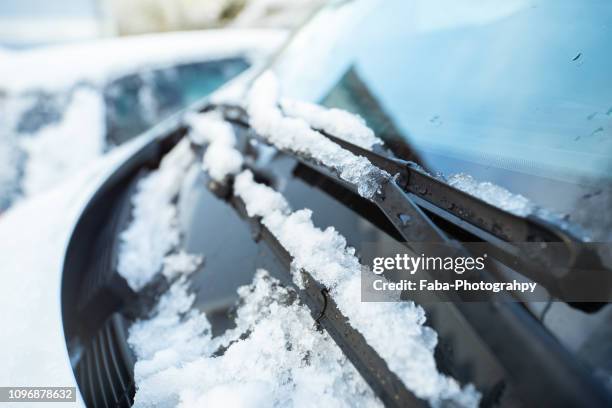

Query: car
(3, 0), (612, 407)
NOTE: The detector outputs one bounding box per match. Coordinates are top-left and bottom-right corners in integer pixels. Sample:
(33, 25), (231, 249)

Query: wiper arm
(211, 102), (612, 305)
(319, 130), (612, 304)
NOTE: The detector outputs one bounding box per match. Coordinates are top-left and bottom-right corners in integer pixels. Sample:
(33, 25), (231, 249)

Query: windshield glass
(273, 0), (612, 222)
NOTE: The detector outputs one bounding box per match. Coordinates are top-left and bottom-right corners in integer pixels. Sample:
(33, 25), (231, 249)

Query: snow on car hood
(0, 29), (287, 94)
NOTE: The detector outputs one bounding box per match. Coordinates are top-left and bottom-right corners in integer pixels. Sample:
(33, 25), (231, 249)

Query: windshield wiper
(192, 102), (612, 407)
(323, 130), (612, 306)
(213, 103), (612, 305)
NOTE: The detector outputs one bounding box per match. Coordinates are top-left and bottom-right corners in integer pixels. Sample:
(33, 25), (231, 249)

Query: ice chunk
(117, 139), (195, 291)
(447, 173), (534, 217)
(186, 112), (244, 182)
(128, 270), (380, 408)
(247, 71), (388, 198)
(280, 98), (382, 150)
(234, 170), (480, 407)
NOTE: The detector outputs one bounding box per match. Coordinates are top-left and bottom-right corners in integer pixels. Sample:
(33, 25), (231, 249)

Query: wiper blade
(212, 102), (612, 304)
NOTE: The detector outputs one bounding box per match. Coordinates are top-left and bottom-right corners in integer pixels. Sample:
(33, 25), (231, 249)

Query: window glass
(276, 0), (612, 217)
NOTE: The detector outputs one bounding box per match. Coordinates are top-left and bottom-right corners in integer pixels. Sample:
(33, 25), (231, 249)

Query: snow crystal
(18, 88), (106, 197)
(280, 98), (382, 150)
(447, 173), (534, 217)
(186, 112), (244, 182)
(247, 71), (388, 198)
(128, 269), (380, 408)
(162, 251), (203, 281)
(234, 170), (480, 407)
(128, 276), (211, 369)
(117, 139), (195, 291)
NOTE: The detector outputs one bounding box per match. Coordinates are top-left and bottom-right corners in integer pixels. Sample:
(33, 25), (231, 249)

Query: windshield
(273, 0), (612, 223)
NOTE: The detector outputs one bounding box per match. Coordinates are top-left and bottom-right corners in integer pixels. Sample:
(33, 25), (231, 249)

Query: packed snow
(280, 98), (382, 150)
(247, 71), (389, 198)
(18, 88), (106, 197)
(446, 173), (534, 217)
(128, 269), (380, 408)
(186, 112), (244, 182)
(234, 170), (480, 407)
(117, 139), (196, 291)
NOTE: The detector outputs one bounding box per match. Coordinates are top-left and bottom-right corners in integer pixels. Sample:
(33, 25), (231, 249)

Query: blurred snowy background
(0, 0), (323, 47)
(0, 0), (323, 214)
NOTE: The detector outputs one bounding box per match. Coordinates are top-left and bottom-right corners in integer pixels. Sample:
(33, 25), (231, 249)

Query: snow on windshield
(234, 170), (480, 407)
(117, 139), (196, 291)
(121, 102), (479, 405)
(247, 71), (389, 198)
(128, 269), (380, 408)
(119, 89), (480, 406)
(446, 173), (534, 217)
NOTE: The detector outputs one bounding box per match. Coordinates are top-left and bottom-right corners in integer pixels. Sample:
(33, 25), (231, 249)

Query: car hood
(0, 28), (287, 95)
(0, 130), (160, 406)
